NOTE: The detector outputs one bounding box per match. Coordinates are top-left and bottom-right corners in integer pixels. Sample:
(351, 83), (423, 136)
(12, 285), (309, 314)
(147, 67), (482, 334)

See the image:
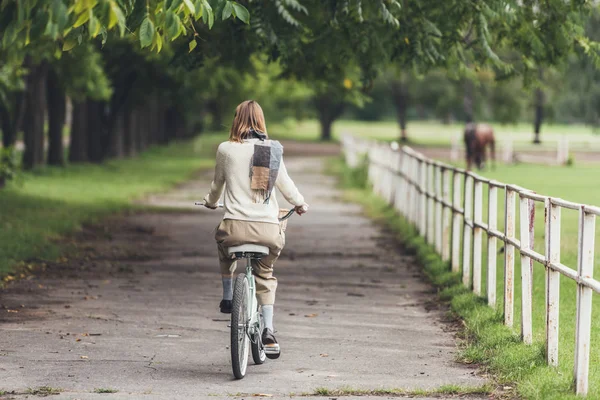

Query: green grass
(270, 119), (600, 150)
(331, 157), (600, 399)
(311, 384), (492, 397)
(0, 132), (225, 278)
(26, 386), (62, 395)
(93, 388), (118, 394)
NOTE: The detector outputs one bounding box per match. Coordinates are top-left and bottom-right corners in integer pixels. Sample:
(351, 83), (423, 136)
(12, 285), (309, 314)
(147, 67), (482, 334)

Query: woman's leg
(215, 220), (242, 312)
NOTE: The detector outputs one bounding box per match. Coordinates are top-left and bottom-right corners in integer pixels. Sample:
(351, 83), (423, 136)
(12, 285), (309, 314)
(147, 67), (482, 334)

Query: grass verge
(93, 388), (119, 394)
(0, 133), (223, 279)
(311, 384), (492, 397)
(328, 157), (590, 400)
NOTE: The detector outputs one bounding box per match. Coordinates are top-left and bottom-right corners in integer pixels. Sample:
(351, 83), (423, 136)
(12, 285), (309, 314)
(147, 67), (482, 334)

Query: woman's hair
(229, 100), (268, 142)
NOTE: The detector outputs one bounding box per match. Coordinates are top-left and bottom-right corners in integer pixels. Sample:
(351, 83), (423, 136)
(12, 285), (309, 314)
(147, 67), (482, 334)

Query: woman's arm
(203, 144), (227, 208)
(275, 159), (306, 207)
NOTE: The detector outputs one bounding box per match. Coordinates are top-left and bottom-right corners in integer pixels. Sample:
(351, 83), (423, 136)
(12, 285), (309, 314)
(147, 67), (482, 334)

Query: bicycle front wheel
(231, 274), (250, 379)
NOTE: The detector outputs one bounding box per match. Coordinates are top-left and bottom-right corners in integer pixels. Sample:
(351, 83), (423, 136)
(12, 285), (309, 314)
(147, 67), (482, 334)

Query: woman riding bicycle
(203, 100), (308, 358)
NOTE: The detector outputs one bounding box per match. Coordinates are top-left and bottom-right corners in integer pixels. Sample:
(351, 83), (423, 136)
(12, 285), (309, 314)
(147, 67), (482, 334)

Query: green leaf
(188, 39), (197, 52)
(168, 0), (183, 11)
(62, 37), (77, 51)
(109, 0), (127, 36)
(155, 31), (163, 52)
(222, 1), (233, 20)
(165, 11), (182, 40)
(231, 2), (249, 24)
(139, 17), (155, 48)
(73, 10), (91, 28)
(183, 0), (195, 14)
(202, 0), (214, 28)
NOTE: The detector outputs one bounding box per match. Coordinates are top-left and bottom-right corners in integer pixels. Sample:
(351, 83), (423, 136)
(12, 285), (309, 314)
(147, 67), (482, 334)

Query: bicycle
(195, 202), (304, 379)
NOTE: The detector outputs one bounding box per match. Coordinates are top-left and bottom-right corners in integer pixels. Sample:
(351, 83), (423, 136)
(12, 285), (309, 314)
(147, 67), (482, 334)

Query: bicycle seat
(228, 244), (269, 259)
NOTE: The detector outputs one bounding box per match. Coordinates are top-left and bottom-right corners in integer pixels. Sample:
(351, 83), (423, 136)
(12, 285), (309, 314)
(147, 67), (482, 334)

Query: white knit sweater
(203, 139), (306, 224)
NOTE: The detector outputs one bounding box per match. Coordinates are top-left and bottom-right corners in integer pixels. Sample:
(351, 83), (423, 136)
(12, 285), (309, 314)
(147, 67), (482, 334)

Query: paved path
(0, 147), (486, 399)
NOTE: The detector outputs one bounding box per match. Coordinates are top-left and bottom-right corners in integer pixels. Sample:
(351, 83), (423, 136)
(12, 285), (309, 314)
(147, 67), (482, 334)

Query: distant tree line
(0, 0), (599, 185)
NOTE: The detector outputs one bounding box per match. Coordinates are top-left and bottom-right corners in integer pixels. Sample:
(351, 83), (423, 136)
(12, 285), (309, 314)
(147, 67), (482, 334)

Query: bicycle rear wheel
(231, 274), (250, 379)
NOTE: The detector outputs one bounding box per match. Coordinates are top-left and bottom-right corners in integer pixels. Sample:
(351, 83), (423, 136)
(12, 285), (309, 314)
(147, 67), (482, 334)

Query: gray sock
(262, 305), (274, 331)
(222, 277), (233, 301)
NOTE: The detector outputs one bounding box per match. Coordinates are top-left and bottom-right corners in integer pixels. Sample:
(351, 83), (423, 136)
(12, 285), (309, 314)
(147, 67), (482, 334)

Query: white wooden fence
(342, 134), (599, 396)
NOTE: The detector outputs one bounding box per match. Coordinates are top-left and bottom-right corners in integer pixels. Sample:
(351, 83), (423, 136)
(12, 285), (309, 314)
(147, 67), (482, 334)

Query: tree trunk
(533, 69), (544, 144)
(107, 110), (125, 159)
(208, 100), (224, 130)
(463, 79), (474, 124)
(391, 78), (409, 142)
(22, 62), (48, 170)
(87, 100), (107, 163)
(123, 105), (135, 156)
(0, 91), (26, 148)
(69, 101), (89, 163)
(315, 93), (344, 141)
(46, 68), (66, 166)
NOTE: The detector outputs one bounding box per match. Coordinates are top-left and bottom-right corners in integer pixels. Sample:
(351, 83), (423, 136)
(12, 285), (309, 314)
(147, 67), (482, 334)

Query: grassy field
(0, 133), (224, 278)
(270, 119), (600, 151)
(332, 119), (600, 398)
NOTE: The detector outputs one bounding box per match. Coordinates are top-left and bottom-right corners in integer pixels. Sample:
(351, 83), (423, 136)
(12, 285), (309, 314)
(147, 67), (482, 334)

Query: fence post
(473, 179), (484, 296)
(463, 174), (473, 288)
(451, 171), (462, 273)
(427, 163), (435, 245)
(574, 207), (596, 396)
(545, 198), (560, 367)
(408, 155), (416, 225)
(442, 168), (451, 262)
(435, 165), (443, 255)
(395, 151), (404, 214)
(519, 194), (535, 344)
(504, 188), (516, 327)
(419, 159), (427, 235)
(487, 185), (498, 308)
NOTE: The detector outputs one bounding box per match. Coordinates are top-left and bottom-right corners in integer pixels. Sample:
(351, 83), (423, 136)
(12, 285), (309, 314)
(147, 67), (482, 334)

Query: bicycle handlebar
(194, 202), (307, 221)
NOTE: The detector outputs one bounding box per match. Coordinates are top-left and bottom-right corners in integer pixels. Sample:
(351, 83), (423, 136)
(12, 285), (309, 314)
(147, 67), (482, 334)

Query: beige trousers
(215, 219), (285, 305)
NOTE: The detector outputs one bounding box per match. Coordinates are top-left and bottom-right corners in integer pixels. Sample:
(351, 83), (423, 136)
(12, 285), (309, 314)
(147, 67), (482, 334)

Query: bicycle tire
(231, 274), (250, 379)
(251, 307), (266, 365)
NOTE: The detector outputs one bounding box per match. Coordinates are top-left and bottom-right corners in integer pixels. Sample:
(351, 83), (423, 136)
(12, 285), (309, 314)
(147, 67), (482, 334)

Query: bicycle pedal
(264, 343), (280, 353)
(264, 343), (280, 359)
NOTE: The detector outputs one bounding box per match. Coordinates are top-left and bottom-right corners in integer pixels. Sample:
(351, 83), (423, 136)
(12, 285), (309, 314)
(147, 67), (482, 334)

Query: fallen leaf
(76, 338), (81, 342)
(304, 313), (318, 318)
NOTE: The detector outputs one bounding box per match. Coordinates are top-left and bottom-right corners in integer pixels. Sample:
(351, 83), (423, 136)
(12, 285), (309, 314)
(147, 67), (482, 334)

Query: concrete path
(0, 146), (487, 399)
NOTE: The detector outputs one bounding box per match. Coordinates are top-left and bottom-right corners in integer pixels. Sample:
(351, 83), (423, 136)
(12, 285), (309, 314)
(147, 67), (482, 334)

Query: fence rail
(342, 134), (598, 396)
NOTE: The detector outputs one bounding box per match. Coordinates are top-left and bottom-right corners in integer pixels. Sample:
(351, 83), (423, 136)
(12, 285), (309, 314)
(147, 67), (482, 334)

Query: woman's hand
(295, 204), (309, 215)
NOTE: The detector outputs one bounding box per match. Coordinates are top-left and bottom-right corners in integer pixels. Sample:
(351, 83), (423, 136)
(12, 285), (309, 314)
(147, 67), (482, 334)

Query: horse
(464, 123), (496, 171)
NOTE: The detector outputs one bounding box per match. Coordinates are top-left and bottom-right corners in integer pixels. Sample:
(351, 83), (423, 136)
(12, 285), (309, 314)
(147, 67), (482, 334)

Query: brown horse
(464, 123), (496, 171)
